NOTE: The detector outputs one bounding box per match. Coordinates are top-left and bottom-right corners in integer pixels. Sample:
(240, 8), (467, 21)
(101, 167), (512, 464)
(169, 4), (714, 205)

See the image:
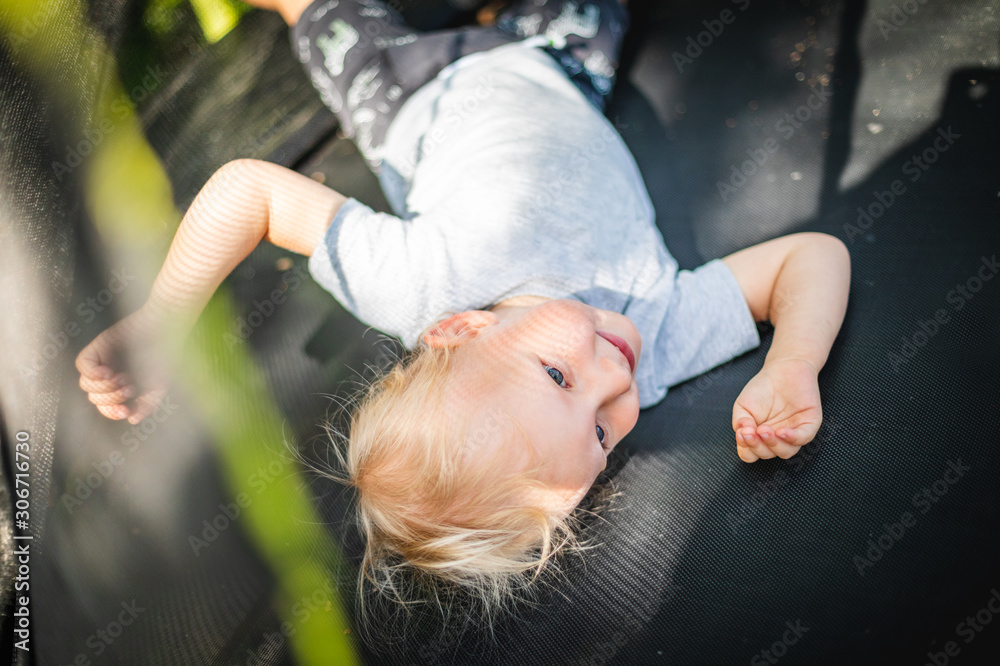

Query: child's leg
(289, 0), (629, 171)
(386, 0), (630, 115)
(491, 0), (630, 112)
(290, 0), (517, 172)
(289, 0), (427, 170)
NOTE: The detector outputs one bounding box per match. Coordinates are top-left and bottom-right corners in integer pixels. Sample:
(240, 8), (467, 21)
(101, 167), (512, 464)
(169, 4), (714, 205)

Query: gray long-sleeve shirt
(308, 39), (760, 408)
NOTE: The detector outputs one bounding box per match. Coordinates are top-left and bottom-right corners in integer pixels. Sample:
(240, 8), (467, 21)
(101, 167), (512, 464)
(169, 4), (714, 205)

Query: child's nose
(600, 381), (640, 443)
(596, 355), (634, 398)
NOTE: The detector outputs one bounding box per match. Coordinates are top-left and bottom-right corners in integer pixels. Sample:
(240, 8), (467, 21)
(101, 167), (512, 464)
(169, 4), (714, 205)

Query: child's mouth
(596, 331), (635, 374)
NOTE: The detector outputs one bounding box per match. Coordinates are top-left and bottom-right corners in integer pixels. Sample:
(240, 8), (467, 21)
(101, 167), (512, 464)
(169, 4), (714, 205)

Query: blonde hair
(315, 321), (620, 645)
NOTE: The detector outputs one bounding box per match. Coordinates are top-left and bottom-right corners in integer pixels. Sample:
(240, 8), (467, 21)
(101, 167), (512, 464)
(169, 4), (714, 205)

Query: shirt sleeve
(646, 258), (762, 403)
(307, 197), (453, 349)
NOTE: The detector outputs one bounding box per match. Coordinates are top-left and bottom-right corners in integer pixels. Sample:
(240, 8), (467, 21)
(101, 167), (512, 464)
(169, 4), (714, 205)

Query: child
(76, 0), (850, 630)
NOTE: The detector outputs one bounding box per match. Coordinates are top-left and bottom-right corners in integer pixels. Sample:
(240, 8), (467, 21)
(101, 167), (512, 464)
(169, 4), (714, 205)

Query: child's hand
(75, 305), (176, 425)
(731, 358), (822, 463)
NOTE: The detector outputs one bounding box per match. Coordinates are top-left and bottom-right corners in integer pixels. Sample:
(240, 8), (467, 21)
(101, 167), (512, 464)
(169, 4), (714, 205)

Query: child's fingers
(735, 418), (762, 462)
(739, 427), (776, 460)
(732, 412), (758, 435)
(87, 386), (135, 406)
(776, 427), (800, 444)
(79, 372), (128, 394)
(776, 422), (820, 447)
(126, 389), (167, 425)
(97, 403), (131, 421)
(736, 435), (760, 463)
(757, 426), (800, 459)
(75, 345), (114, 380)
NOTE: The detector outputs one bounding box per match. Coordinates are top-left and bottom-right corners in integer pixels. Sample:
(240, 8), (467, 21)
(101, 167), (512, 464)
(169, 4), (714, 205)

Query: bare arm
(722, 231), (851, 372)
(144, 158), (347, 326)
(721, 232), (851, 461)
(76, 158), (347, 422)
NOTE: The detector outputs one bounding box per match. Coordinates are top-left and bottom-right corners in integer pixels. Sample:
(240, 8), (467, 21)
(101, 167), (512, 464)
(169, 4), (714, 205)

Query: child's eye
(544, 365), (567, 388)
(596, 425), (606, 446)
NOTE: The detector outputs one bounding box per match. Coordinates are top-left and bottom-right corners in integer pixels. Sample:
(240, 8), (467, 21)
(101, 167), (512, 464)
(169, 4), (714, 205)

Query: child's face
(425, 298), (642, 514)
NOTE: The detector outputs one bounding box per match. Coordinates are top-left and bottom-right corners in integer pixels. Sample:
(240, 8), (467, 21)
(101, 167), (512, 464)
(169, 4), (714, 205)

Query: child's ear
(422, 311), (498, 348)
